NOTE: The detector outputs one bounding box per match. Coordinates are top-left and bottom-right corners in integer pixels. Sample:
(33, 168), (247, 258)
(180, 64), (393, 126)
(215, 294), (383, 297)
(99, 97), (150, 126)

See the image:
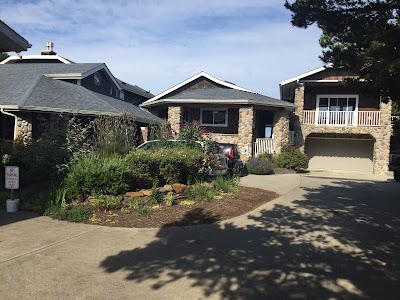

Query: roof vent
(41, 42), (57, 55)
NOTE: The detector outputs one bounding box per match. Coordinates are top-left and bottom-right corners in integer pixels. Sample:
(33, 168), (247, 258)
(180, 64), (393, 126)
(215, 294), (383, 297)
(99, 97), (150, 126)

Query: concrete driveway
(1, 174), (400, 299)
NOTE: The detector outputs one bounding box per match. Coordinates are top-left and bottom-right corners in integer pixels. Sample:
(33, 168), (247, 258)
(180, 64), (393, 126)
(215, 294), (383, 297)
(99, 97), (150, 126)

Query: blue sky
(1, 0), (323, 98)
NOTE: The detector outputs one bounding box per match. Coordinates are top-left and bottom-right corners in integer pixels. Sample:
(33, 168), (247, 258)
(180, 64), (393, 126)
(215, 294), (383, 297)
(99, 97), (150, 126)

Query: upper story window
(317, 95), (358, 112)
(200, 108), (228, 127)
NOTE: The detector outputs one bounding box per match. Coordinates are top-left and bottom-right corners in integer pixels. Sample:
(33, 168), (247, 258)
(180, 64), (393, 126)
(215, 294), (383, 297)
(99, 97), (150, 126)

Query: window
(182, 108), (190, 124)
(200, 109), (228, 127)
(317, 95), (358, 125)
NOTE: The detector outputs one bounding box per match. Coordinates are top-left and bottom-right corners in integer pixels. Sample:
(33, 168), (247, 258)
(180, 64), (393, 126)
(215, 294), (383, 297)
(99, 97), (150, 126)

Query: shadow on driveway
(0, 209), (40, 226)
(100, 180), (400, 299)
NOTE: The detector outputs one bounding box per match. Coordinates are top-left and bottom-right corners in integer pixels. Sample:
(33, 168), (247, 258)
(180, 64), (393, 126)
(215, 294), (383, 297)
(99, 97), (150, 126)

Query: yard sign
(5, 166), (19, 189)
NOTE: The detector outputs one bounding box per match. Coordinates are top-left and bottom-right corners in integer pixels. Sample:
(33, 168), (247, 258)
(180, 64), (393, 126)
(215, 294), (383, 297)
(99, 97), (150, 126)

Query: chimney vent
(41, 42), (57, 55)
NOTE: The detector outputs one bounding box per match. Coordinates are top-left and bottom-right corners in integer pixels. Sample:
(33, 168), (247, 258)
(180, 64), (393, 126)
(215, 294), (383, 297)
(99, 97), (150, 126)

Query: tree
(0, 52), (9, 62)
(285, 0), (400, 103)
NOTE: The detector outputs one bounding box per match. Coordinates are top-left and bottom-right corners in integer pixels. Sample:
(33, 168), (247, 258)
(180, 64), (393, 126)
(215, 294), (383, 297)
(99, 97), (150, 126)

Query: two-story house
(280, 67), (392, 175)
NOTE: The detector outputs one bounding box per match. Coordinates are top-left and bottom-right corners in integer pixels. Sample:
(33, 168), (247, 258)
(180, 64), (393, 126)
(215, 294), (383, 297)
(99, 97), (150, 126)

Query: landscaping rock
(172, 183), (187, 194)
(158, 187), (167, 193)
(125, 191), (145, 198)
(142, 189), (152, 196)
(163, 184), (174, 192)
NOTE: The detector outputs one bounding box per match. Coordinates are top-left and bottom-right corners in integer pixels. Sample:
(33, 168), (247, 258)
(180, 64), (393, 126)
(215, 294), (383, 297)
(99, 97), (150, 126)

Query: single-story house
(0, 62), (161, 142)
(140, 71), (295, 159)
(280, 66), (392, 174)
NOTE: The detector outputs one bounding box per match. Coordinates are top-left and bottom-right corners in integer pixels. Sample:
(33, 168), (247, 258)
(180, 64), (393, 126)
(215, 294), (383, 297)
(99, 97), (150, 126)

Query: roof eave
(141, 98), (294, 110)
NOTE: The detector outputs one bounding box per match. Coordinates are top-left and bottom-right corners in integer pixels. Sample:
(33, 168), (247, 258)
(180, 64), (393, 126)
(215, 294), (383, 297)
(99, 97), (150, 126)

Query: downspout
(0, 108), (18, 140)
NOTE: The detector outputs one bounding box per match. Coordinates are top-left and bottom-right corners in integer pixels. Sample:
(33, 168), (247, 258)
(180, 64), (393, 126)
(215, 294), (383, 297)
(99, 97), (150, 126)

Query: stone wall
(207, 133), (238, 144)
(272, 109), (290, 154)
(167, 106), (181, 137)
(15, 112), (33, 143)
(238, 107), (254, 160)
(293, 82), (392, 174)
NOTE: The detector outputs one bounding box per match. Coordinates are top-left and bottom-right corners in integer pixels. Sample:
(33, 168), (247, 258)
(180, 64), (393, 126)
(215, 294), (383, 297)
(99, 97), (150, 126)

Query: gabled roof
(0, 65), (161, 124)
(141, 71), (257, 107)
(279, 66), (327, 86)
(144, 88), (294, 109)
(0, 62), (121, 90)
(0, 20), (31, 52)
(115, 78), (154, 99)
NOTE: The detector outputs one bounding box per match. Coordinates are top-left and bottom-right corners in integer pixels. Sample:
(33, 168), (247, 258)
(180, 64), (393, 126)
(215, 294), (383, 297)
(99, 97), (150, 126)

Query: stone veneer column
(272, 109), (290, 154)
(293, 83), (305, 150)
(373, 100), (392, 174)
(15, 112), (33, 143)
(238, 106), (254, 161)
(167, 106), (182, 137)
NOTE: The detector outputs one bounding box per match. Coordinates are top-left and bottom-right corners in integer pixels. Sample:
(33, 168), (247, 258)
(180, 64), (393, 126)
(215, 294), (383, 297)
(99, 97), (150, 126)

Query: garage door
(305, 138), (374, 172)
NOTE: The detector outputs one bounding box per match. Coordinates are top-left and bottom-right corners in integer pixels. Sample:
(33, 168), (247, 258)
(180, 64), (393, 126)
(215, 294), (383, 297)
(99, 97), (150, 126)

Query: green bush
(256, 152), (273, 162)
(273, 144), (309, 171)
(0, 140), (68, 187)
(64, 154), (132, 199)
(92, 195), (123, 210)
(245, 157), (275, 175)
(44, 205), (91, 222)
(126, 147), (205, 186)
(185, 183), (216, 201)
(213, 176), (239, 193)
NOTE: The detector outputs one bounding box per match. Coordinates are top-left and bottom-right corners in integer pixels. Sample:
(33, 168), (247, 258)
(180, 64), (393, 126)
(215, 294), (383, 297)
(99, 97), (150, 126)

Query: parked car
(136, 140), (228, 176)
(389, 152), (400, 182)
(218, 143), (244, 175)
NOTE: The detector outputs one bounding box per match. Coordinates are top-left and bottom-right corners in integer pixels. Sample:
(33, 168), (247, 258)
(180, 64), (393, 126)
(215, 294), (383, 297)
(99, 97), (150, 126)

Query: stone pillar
(272, 109), (290, 154)
(238, 106), (254, 161)
(373, 100), (392, 174)
(15, 112), (33, 143)
(293, 83), (305, 150)
(167, 106), (182, 137)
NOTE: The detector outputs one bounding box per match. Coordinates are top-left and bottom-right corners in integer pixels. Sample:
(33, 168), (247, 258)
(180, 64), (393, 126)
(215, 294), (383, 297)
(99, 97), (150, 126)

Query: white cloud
(1, 0), (323, 98)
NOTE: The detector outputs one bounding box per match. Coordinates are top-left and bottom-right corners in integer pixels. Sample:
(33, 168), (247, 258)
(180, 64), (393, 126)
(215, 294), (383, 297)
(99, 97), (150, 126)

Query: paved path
(1, 174), (400, 299)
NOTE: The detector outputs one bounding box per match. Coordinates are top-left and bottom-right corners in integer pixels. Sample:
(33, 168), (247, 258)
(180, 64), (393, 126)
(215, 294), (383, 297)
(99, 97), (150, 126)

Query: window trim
(200, 108), (228, 127)
(316, 94), (359, 112)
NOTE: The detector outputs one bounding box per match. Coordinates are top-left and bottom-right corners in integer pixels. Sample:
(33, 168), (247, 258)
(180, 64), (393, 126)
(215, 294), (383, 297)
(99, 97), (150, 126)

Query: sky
(1, 0), (323, 98)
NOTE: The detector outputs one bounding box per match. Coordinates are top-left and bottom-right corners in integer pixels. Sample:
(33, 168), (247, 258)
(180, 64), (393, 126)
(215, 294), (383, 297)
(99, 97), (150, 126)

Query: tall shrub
(92, 114), (137, 156)
(273, 144), (309, 171)
(64, 153), (132, 199)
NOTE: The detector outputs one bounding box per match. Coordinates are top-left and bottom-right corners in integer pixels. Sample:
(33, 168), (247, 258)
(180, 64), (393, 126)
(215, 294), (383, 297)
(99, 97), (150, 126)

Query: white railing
(358, 111), (380, 126)
(289, 131), (295, 145)
(303, 110), (380, 126)
(253, 138), (275, 156)
(303, 110), (316, 125)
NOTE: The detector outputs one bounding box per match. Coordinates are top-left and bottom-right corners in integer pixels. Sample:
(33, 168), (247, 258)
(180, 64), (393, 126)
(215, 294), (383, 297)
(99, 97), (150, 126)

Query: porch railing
(253, 138), (275, 156)
(303, 110), (380, 126)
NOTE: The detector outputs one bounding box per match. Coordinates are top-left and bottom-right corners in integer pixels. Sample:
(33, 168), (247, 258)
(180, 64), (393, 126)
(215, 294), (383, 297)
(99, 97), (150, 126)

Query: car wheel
(394, 171), (400, 182)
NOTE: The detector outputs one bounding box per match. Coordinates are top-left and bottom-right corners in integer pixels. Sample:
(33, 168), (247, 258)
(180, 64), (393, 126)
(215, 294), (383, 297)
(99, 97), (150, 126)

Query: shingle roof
(145, 88), (295, 109)
(116, 78), (154, 99)
(0, 64), (161, 124)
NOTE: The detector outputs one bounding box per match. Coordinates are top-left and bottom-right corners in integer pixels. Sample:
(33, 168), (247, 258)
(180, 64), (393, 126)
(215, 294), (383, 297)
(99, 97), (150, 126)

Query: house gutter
(0, 108), (18, 140)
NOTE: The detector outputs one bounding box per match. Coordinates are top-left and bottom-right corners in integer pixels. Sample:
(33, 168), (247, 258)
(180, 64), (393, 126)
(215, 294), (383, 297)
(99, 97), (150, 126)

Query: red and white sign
(5, 166), (19, 189)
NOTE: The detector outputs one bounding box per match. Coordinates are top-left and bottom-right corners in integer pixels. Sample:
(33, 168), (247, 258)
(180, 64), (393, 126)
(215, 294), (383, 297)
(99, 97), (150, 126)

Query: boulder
(163, 185), (174, 192)
(172, 183), (187, 194)
(125, 191), (145, 198)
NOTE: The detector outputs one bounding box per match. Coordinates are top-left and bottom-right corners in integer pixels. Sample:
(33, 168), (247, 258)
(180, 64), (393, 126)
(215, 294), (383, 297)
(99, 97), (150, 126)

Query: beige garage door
(305, 138), (374, 172)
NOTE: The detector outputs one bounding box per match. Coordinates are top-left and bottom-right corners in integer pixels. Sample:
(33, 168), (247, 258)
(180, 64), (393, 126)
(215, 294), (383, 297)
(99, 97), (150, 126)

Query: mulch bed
(84, 186), (279, 228)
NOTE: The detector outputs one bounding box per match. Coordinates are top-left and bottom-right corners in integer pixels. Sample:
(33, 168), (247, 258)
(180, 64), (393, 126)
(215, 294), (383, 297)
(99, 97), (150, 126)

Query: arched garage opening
(305, 133), (375, 173)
